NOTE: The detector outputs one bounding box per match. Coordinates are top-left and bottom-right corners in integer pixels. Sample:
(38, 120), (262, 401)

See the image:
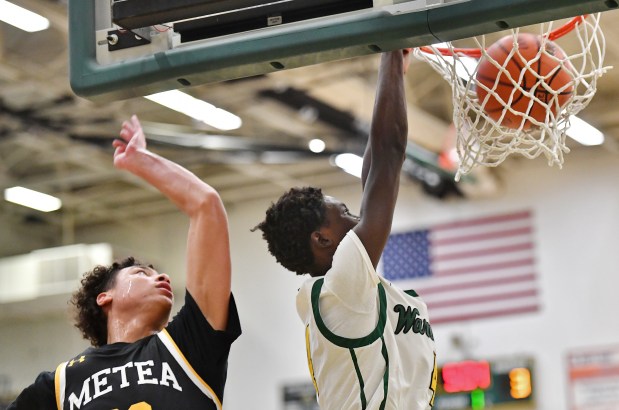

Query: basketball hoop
(413, 13), (611, 181)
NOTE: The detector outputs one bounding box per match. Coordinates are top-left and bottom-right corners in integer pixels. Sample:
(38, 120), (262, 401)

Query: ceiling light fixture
(566, 115), (604, 146)
(145, 90), (242, 131)
(308, 139), (326, 153)
(0, 0), (50, 32)
(333, 153), (362, 178)
(4, 186), (62, 212)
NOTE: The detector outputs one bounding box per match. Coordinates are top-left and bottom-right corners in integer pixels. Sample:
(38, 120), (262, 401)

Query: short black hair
(253, 187), (326, 275)
(70, 257), (141, 347)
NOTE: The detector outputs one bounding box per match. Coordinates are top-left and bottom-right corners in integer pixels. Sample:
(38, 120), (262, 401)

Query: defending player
(254, 50), (437, 409)
(8, 115), (241, 410)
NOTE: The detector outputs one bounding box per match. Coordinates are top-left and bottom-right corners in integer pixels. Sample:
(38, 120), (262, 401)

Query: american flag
(381, 210), (540, 325)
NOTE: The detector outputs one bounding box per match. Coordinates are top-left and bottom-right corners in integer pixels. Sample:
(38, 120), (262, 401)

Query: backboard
(69, 0), (617, 102)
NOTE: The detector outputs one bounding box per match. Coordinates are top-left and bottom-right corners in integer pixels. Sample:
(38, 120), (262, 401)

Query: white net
(413, 13), (610, 181)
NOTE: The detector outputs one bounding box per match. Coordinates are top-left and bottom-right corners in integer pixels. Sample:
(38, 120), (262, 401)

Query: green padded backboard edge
(68, 0), (618, 102)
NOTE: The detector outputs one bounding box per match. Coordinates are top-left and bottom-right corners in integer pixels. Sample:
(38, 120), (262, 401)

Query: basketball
(475, 33), (574, 129)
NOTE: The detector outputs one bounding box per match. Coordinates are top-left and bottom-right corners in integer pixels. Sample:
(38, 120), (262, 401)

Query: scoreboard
(434, 356), (535, 410)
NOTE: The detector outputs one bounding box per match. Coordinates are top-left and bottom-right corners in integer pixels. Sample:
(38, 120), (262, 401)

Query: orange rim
(419, 15), (587, 57)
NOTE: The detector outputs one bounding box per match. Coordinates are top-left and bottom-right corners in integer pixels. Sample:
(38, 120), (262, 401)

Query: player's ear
(96, 291), (112, 307)
(311, 230), (332, 249)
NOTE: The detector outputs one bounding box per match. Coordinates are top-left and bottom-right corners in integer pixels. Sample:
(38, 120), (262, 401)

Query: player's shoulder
(7, 370), (56, 409)
(33, 369), (56, 386)
(296, 276), (321, 319)
(296, 276), (320, 300)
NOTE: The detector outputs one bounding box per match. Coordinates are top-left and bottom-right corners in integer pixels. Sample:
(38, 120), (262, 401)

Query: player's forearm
(370, 51), (408, 159)
(362, 51), (407, 189)
(124, 148), (220, 218)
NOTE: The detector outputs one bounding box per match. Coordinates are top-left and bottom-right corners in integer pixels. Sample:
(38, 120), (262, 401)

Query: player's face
(109, 265), (174, 319)
(323, 196), (360, 246)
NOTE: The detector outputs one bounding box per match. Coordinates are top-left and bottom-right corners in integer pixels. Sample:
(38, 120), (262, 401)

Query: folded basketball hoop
(413, 13), (610, 181)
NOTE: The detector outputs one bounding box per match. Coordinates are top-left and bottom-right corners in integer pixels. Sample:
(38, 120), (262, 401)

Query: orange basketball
(476, 33), (574, 129)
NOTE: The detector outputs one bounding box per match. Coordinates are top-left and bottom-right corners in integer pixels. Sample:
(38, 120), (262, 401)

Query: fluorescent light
(4, 186), (61, 212)
(145, 90), (242, 131)
(566, 115), (604, 146)
(0, 1), (50, 32)
(334, 153), (363, 178)
(308, 139), (326, 153)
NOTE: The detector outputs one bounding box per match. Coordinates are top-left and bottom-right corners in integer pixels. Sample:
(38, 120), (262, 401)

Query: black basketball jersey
(8, 291), (241, 410)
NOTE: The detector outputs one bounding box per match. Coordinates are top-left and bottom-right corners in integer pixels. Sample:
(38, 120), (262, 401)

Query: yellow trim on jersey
(54, 361), (67, 410)
(157, 329), (223, 410)
(430, 351), (438, 406)
(305, 325), (319, 397)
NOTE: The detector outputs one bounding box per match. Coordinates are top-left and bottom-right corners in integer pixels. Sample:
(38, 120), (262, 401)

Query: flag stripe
(432, 226), (533, 246)
(432, 210), (532, 231)
(382, 210), (540, 325)
(433, 242), (534, 262)
(434, 249), (534, 271)
(422, 281), (537, 304)
(435, 258), (536, 277)
(430, 295), (539, 316)
(426, 289), (538, 309)
(429, 304), (540, 325)
(433, 232), (533, 257)
(413, 273), (537, 295)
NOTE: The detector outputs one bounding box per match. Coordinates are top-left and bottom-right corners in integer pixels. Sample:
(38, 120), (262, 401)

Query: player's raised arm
(354, 50), (409, 267)
(115, 115), (231, 330)
(360, 48), (411, 190)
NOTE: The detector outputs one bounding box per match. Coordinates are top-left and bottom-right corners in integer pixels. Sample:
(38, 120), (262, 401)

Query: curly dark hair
(70, 257), (141, 347)
(253, 187), (326, 275)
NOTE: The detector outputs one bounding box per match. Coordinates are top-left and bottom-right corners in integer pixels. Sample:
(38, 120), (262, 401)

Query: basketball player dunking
(8, 115), (241, 410)
(253, 50), (437, 409)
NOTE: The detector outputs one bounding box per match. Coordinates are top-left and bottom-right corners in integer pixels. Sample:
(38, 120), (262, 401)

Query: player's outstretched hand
(114, 114), (147, 171)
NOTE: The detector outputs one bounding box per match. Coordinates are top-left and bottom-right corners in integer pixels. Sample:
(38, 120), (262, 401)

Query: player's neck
(106, 311), (166, 344)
